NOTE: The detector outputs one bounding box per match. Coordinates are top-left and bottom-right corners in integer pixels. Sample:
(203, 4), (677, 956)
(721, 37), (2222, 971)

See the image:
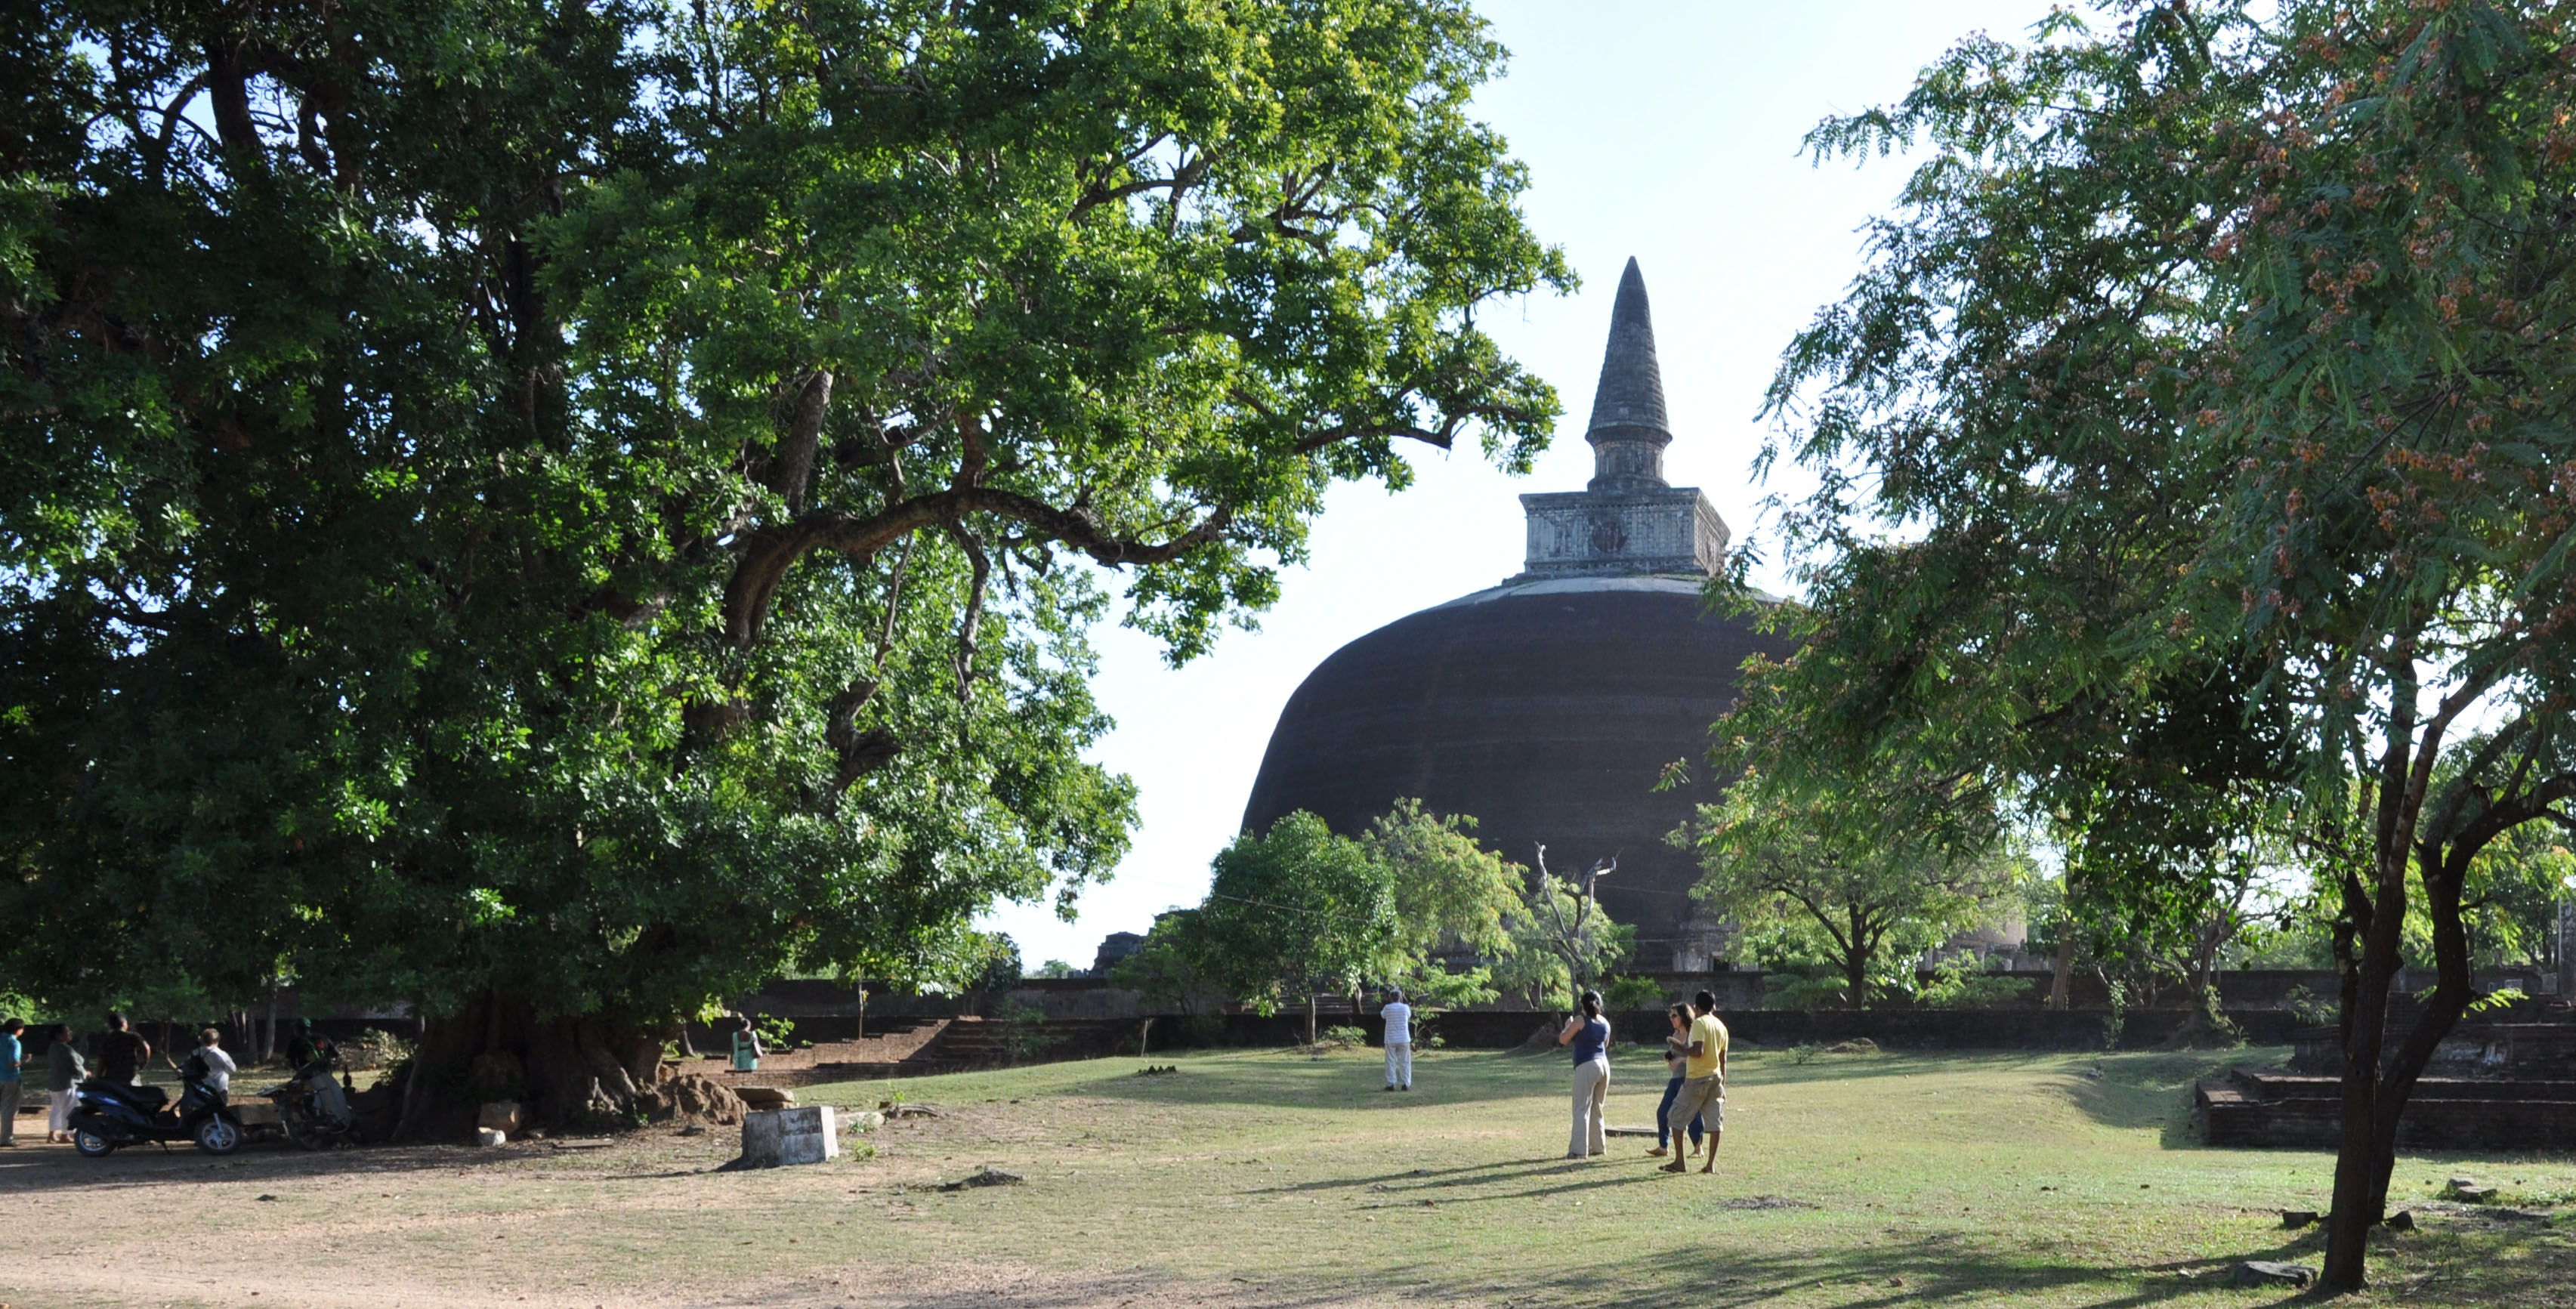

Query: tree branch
(722, 487), (1233, 646)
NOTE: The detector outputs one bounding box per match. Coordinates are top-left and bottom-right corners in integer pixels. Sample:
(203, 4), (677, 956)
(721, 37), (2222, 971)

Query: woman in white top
(192, 1028), (236, 1095)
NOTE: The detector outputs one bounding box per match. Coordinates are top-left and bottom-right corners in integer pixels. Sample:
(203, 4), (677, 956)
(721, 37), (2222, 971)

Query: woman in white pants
(1555, 990), (1611, 1159)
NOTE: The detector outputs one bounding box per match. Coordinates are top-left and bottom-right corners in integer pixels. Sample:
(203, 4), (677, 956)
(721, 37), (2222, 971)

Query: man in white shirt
(1379, 989), (1413, 1091)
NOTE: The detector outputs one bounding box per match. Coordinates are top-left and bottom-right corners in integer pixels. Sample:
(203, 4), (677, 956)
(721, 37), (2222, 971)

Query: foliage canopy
(0, 0), (1568, 1099)
(1721, 0), (2576, 1286)
(1682, 774), (2025, 1010)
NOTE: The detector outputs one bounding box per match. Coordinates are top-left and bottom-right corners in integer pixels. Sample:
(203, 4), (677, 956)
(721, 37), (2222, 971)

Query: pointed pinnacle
(1585, 257), (1669, 440)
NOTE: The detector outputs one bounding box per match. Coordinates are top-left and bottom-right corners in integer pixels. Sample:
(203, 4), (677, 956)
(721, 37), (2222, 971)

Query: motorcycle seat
(79, 1079), (168, 1111)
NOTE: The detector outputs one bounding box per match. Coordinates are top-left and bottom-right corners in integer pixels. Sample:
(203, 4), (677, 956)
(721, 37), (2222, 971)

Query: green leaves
(0, 1), (1563, 1030)
(1681, 773), (2025, 1009)
(1193, 812), (1398, 1015)
(1129, 800), (1529, 1013)
(1727, 4), (2576, 1279)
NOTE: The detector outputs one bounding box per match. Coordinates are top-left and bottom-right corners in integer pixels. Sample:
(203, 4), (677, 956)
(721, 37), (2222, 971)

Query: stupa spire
(1583, 257), (1672, 492)
(1510, 256), (1727, 582)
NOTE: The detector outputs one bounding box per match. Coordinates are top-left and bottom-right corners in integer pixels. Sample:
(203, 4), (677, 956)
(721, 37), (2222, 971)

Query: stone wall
(724, 966), (2559, 1030)
(1149, 1006), (2309, 1053)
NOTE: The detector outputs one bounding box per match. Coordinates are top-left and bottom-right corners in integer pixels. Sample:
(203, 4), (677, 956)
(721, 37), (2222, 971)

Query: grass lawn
(5, 1045), (2571, 1308)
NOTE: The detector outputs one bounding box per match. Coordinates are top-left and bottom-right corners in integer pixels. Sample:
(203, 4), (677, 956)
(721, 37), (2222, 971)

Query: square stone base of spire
(1512, 487), (1728, 581)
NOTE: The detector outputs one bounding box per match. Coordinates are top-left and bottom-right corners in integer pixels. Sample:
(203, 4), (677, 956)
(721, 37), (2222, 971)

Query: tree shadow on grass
(1047, 1049), (1597, 1112)
(1049, 1048), (1991, 1113)
(1249, 1156), (1670, 1208)
(0, 1136), (655, 1195)
(2057, 1049), (2286, 1149)
(1725, 1051), (2047, 1091)
(1401, 1230), (2307, 1309)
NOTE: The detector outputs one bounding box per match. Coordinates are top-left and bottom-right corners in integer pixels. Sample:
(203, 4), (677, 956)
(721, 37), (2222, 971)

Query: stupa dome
(1241, 260), (1788, 970)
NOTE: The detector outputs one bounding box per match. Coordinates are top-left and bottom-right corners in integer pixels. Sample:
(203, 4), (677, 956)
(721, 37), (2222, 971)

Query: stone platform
(2198, 1067), (2576, 1150)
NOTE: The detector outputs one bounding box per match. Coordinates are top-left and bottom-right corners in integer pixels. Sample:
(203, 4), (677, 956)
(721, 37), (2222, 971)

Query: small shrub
(1601, 975), (1663, 1011)
(1319, 1024), (1368, 1051)
(1916, 958), (2034, 1009)
(993, 999), (1061, 1064)
(1762, 965), (1853, 1011)
(2100, 980), (2129, 1051)
(2283, 984), (2338, 1028)
(346, 1028), (415, 1071)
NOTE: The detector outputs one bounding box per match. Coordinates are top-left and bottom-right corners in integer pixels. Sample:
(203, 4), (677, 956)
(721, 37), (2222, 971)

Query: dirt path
(0, 1121), (1387, 1309)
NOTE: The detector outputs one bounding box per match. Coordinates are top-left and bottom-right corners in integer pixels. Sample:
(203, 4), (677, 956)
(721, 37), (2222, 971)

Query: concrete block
(478, 1101), (524, 1134)
(736, 1085), (795, 1111)
(475, 1128), (507, 1147)
(740, 1105), (839, 1167)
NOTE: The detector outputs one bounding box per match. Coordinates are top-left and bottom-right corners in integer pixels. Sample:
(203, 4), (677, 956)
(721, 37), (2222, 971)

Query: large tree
(1723, 0), (2576, 1289)
(0, 0), (1567, 1128)
(1357, 798), (1526, 1007)
(1681, 775), (2024, 1010)
(1191, 811), (1399, 1045)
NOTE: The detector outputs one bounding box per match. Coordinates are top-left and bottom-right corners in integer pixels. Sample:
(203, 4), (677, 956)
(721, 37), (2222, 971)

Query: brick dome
(1239, 575), (1787, 968)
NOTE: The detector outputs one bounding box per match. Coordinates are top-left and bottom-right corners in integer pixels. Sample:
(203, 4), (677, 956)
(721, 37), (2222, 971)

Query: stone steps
(2198, 1064), (2576, 1150)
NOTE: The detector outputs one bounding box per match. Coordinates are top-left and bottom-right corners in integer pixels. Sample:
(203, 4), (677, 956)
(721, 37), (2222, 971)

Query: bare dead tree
(1529, 844), (1619, 1004)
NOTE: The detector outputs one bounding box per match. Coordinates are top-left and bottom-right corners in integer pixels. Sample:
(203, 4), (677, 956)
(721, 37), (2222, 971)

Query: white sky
(980, 0), (2061, 971)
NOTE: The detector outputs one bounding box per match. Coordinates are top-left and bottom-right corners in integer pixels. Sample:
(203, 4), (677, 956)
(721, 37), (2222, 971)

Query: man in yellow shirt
(1658, 990), (1727, 1175)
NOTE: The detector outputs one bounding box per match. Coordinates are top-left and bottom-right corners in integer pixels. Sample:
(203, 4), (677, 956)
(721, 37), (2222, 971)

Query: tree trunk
(261, 986), (279, 1063)
(2048, 934), (2075, 1009)
(394, 990), (676, 1141)
(2363, 855), (2478, 1221)
(2323, 827), (2413, 1290)
(1305, 993), (1317, 1046)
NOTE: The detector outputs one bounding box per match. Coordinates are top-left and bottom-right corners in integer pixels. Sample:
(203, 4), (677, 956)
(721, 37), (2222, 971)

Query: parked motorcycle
(65, 1062), (244, 1157)
(268, 1048), (360, 1150)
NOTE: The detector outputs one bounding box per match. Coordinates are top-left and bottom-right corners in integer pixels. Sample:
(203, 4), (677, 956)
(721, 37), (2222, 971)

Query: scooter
(267, 1048), (360, 1150)
(64, 1060), (244, 1157)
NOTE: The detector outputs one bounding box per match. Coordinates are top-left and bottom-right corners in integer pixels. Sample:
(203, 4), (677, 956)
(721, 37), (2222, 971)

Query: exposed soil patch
(641, 1071), (748, 1127)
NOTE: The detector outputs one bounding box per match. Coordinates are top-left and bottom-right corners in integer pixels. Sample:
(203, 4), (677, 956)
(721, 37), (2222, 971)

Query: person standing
(730, 1015), (764, 1072)
(0, 1018), (23, 1147)
(1555, 990), (1612, 1159)
(45, 1025), (85, 1144)
(283, 1018), (336, 1070)
(1659, 990), (1728, 1175)
(1378, 989), (1413, 1092)
(1648, 1002), (1705, 1159)
(94, 1012), (150, 1086)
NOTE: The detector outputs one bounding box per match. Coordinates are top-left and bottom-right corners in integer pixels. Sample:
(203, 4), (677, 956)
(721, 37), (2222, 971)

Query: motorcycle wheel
(71, 1127), (116, 1158)
(195, 1116), (243, 1156)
